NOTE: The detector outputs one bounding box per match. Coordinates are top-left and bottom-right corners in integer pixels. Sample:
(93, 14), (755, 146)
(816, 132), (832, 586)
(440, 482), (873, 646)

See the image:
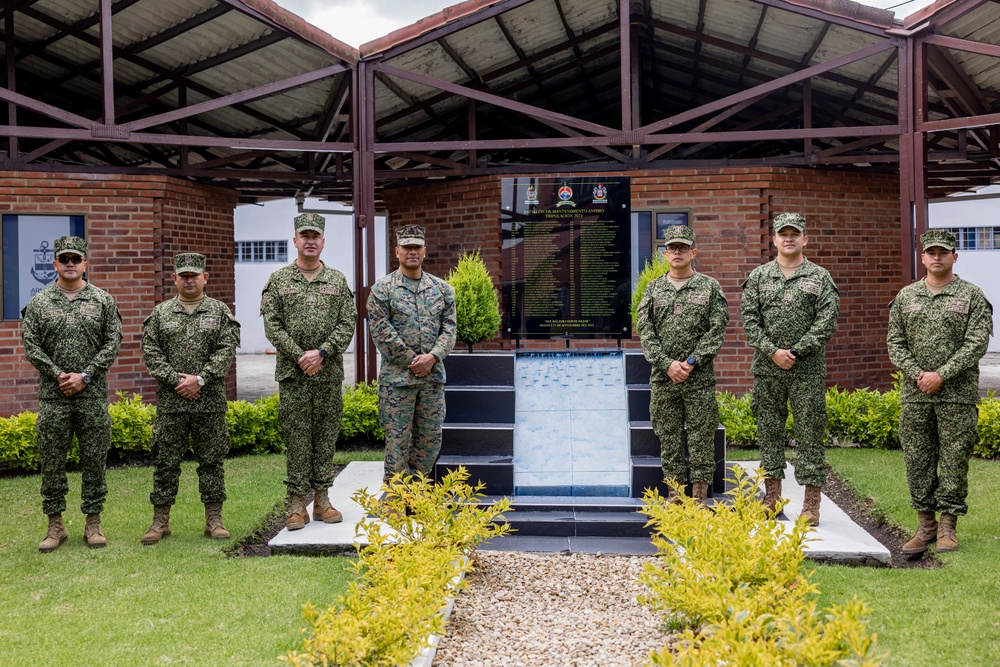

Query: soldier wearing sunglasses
(21, 236), (122, 552)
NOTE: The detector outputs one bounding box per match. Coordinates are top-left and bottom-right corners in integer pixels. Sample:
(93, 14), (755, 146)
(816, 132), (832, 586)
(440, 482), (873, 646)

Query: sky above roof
(271, 0), (939, 48)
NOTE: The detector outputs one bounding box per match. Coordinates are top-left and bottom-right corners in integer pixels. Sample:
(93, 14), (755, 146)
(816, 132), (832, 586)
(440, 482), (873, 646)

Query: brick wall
(383, 167), (901, 392)
(0, 172), (239, 416)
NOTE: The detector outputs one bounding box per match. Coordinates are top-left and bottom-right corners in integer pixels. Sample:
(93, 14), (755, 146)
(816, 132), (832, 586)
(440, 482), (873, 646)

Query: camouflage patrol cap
(396, 224), (426, 247)
(663, 225), (696, 246)
(773, 212), (806, 233)
(54, 236), (87, 257)
(920, 228), (957, 252)
(174, 252), (206, 275)
(294, 213), (326, 234)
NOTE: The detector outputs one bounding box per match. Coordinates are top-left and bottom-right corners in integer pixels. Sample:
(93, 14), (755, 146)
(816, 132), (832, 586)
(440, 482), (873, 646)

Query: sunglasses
(56, 255), (84, 265)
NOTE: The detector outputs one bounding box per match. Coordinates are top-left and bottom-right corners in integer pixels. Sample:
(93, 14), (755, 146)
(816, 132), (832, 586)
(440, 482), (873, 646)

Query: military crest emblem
(30, 241), (57, 286)
(556, 184), (576, 208)
(592, 183), (608, 204)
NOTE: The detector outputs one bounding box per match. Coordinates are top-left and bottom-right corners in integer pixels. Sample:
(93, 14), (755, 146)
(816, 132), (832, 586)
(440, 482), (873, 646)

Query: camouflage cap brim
(664, 236), (693, 246)
(397, 237), (425, 246)
(175, 265), (205, 275)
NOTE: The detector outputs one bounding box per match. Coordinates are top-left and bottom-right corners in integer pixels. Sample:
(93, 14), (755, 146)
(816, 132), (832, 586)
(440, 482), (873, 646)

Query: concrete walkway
(268, 461), (891, 565)
(235, 352), (356, 401)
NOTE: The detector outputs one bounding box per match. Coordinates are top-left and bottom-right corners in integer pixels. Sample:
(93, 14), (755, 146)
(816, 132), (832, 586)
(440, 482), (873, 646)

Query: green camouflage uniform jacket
(141, 296), (241, 413)
(367, 270), (457, 387)
(741, 258), (840, 377)
(21, 282), (122, 401)
(887, 276), (992, 404)
(260, 262), (357, 384)
(637, 272), (729, 389)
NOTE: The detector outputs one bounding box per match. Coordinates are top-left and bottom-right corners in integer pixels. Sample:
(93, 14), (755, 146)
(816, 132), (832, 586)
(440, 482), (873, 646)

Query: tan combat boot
(286, 495), (310, 530)
(141, 505), (171, 545)
(692, 483), (709, 508)
(84, 513), (107, 549)
(39, 514), (68, 553)
(801, 485), (822, 526)
(313, 489), (344, 524)
(762, 478), (783, 515)
(204, 502), (230, 540)
(937, 513), (959, 551)
(901, 511), (938, 555)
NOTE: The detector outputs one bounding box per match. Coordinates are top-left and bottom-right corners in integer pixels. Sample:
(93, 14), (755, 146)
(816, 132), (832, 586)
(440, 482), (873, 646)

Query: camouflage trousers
(150, 412), (230, 506)
(900, 401), (978, 516)
(279, 379), (343, 496)
(752, 375), (828, 488)
(37, 398), (111, 516)
(378, 382), (445, 484)
(649, 382), (718, 486)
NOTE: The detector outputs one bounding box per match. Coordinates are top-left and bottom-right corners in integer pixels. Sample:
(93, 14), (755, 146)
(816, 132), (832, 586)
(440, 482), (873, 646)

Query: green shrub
(717, 391), (757, 446)
(252, 393), (284, 454)
(340, 382), (384, 445)
(446, 249), (502, 352)
(226, 399), (263, 452)
(976, 392), (1000, 458)
(109, 390), (155, 453)
(631, 251), (671, 328)
(640, 467), (882, 666)
(282, 467), (512, 667)
(0, 410), (40, 471)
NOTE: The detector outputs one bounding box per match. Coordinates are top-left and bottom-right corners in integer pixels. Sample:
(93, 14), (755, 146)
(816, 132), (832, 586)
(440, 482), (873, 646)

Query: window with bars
(235, 240), (287, 263)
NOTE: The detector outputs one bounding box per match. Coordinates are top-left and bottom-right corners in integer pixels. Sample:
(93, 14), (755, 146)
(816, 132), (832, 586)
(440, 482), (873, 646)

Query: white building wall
(930, 186), (1000, 351)
(234, 198), (387, 353)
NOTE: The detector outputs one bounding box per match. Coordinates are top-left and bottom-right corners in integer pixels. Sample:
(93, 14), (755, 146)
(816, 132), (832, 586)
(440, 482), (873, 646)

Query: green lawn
(729, 446), (1000, 665)
(0, 451), (381, 667)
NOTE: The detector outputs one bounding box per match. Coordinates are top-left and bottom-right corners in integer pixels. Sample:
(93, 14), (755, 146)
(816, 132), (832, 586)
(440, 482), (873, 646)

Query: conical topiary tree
(630, 251), (671, 330)
(446, 249), (502, 352)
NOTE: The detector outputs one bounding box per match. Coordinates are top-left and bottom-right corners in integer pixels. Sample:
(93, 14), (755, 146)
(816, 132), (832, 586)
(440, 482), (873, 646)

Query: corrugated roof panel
(107, 0), (219, 49)
(138, 12), (273, 70)
(756, 8), (829, 63)
(654, 0), (701, 32)
(437, 20), (519, 78)
(703, 0), (769, 48)
(558, 0), (618, 36)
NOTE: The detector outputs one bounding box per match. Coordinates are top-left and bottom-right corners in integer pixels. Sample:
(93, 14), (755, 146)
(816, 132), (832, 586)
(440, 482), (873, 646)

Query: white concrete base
(267, 461), (384, 553)
(734, 461), (891, 566)
(268, 460), (891, 566)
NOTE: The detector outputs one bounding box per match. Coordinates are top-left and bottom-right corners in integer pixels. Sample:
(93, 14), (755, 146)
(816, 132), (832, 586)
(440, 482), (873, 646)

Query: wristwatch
(196, 375), (205, 387)
(81, 372), (91, 384)
(789, 348), (799, 359)
(318, 348), (328, 358)
(686, 356), (696, 366)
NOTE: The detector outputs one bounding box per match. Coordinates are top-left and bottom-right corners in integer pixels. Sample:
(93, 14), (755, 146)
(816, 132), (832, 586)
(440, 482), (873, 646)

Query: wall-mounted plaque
(501, 177), (631, 339)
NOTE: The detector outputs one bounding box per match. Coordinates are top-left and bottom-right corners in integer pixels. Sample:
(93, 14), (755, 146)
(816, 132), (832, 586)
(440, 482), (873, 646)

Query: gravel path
(433, 551), (673, 667)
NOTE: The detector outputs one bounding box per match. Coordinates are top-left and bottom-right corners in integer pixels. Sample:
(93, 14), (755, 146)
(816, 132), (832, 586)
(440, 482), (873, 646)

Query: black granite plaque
(501, 177), (631, 338)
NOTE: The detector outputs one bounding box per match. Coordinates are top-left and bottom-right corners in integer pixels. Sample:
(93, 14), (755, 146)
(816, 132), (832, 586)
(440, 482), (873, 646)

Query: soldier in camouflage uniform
(888, 229), (992, 554)
(637, 226), (729, 506)
(741, 213), (839, 525)
(261, 213), (357, 530)
(21, 236), (122, 552)
(140, 253), (240, 545)
(367, 225), (457, 486)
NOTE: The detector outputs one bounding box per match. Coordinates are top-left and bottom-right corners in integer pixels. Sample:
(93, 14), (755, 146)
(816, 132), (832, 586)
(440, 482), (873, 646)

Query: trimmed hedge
(721, 383), (1000, 458)
(0, 382), (383, 473)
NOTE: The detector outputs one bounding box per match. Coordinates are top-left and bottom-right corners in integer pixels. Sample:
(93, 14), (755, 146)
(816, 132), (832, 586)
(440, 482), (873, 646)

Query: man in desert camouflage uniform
(888, 228), (992, 554)
(21, 235), (122, 552)
(261, 213), (357, 530)
(741, 213), (839, 525)
(368, 225), (456, 486)
(140, 253), (240, 545)
(637, 225), (729, 506)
